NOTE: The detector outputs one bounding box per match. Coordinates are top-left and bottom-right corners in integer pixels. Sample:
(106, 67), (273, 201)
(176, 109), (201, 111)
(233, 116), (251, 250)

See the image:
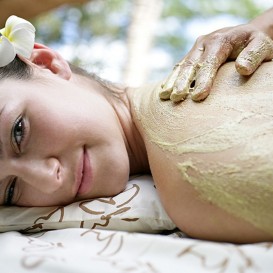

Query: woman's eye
(5, 177), (17, 206)
(12, 116), (25, 152)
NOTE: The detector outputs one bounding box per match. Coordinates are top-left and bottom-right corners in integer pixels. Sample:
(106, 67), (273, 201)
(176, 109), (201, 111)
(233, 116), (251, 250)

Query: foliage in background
(158, 0), (264, 60)
(32, 0), (270, 82)
(34, 0), (129, 49)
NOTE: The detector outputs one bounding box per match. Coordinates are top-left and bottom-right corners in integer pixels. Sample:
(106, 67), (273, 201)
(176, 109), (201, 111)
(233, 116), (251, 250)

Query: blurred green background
(1, 0), (271, 85)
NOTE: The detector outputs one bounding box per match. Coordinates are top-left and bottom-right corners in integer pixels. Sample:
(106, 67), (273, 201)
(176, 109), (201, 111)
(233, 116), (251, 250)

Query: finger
(191, 62), (218, 101)
(236, 34), (273, 76)
(191, 46), (232, 101)
(160, 63), (181, 100)
(169, 61), (196, 102)
(170, 47), (205, 102)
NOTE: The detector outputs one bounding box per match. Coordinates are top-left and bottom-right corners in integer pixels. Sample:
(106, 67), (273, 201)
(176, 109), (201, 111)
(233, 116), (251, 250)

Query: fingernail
(235, 61), (253, 76)
(191, 88), (209, 101)
(170, 88), (189, 102)
(170, 92), (185, 102)
(159, 89), (172, 100)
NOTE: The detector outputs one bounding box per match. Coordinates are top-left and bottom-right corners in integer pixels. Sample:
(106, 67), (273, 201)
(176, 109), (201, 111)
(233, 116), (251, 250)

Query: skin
(0, 63), (148, 207)
(129, 61), (273, 243)
(1, 45), (273, 243)
(160, 7), (273, 102)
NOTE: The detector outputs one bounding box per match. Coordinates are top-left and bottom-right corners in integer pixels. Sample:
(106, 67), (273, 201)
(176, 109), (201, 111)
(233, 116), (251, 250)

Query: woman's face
(0, 72), (130, 206)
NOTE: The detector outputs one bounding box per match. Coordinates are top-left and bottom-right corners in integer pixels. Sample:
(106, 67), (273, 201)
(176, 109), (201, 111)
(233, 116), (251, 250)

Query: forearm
(250, 7), (273, 38)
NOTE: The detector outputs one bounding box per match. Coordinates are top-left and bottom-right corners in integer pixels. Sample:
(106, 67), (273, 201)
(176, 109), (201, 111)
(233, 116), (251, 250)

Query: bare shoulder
(129, 64), (273, 242)
(145, 138), (272, 243)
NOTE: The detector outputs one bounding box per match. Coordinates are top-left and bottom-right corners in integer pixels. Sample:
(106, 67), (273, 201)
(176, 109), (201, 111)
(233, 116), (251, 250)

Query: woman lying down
(1, 15), (273, 243)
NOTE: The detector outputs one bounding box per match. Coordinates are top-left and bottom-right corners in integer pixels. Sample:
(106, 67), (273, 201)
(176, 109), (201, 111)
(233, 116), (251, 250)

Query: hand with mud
(160, 19), (273, 102)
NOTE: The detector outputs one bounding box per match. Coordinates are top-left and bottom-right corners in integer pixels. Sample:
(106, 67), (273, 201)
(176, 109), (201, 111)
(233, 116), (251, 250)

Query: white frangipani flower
(0, 15), (35, 67)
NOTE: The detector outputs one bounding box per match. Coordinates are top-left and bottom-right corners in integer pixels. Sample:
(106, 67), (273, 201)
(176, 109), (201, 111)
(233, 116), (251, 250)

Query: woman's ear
(28, 43), (72, 80)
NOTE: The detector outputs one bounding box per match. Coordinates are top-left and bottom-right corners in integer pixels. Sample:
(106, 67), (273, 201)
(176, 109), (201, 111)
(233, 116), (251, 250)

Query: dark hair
(69, 63), (125, 100)
(0, 56), (33, 80)
(0, 56), (124, 100)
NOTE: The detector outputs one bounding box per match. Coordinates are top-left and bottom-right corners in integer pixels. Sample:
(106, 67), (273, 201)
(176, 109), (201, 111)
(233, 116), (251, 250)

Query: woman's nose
(9, 156), (63, 194)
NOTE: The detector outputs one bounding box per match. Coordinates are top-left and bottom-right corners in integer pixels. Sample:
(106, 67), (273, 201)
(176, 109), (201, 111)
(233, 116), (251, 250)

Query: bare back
(130, 62), (273, 242)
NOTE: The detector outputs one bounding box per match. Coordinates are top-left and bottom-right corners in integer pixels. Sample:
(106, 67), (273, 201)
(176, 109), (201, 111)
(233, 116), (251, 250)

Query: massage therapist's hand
(160, 11), (273, 102)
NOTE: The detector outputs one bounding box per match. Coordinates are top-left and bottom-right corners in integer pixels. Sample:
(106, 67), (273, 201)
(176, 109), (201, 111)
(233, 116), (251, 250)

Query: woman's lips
(76, 147), (93, 196)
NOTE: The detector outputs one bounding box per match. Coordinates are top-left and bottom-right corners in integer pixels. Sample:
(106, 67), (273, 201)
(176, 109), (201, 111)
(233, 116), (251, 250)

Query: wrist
(250, 8), (273, 39)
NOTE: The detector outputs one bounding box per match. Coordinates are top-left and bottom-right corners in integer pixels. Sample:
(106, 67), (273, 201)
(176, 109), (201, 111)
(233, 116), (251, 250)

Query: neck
(112, 88), (150, 175)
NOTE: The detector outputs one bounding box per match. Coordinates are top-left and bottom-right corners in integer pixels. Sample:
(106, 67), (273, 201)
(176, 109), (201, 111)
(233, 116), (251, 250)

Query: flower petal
(0, 37), (16, 67)
(3, 15), (35, 37)
(9, 28), (35, 58)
